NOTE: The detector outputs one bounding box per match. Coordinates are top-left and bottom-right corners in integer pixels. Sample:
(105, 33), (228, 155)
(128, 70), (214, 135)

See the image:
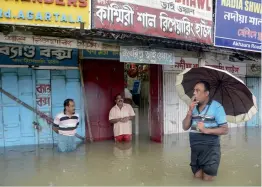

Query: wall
(0, 68), (85, 147)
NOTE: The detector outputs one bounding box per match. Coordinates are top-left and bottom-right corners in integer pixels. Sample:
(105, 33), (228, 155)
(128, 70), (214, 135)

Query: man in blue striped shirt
(182, 81), (228, 181)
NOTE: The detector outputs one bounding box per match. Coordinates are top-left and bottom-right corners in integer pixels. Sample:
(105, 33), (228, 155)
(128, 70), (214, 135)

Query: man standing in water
(182, 81), (228, 181)
(53, 99), (80, 152)
(109, 94), (135, 142)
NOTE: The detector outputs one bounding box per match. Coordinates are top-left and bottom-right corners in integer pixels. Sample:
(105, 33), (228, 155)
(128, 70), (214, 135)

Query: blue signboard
(0, 43), (78, 66)
(83, 50), (119, 60)
(214, 0), (262, 52)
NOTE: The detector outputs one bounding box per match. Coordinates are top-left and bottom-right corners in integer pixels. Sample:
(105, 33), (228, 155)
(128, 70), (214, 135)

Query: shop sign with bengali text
(163, 57), (199, 71)
(0, 33), (120, 52)
(214, 0), (262, 52)
(120, 46), (175, 65)
(205, 59), (246, 77)
(0, 43), (78, 66)
(0, 0), (90, 29)
(83, 49), (120, 60)
(92, 0), (213, 44)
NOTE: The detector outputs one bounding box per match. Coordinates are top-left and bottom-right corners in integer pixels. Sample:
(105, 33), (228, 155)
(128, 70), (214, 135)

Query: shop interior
(124, 63), (150, 136)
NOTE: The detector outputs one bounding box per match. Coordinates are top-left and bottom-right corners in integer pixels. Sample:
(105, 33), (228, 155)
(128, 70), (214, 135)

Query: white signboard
(163, 57), (199, 72)
(205, 59), (246, 77)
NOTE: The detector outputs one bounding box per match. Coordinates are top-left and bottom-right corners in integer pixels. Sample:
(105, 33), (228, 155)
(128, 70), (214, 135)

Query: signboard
(163, 57), (199, 71)
(0, 0), (90, 29)
(92, 0), (213, 44)
(214, 0), (262, 52)
(0, 43), (78, 66)
(205, 59), (246, 77)
(247, 63), (261, 77)
(120, 46), (175, 65)
(0, 33), (119, 51)
(83, 50), (119, 59)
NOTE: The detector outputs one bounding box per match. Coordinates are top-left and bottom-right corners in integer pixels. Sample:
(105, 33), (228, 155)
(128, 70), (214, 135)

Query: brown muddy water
(0, 127), (261, 186)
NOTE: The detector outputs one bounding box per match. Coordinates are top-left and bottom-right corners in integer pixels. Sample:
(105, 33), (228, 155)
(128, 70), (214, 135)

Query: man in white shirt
(109, 94), (135, 142)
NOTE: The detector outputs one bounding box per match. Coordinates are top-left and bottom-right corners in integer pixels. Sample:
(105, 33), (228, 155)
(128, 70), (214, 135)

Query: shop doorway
(124, 63), (150, 136)
(124, 63), (163, 142)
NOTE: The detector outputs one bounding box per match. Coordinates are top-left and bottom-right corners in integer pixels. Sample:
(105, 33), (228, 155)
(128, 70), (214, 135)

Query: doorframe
(148, 64), (164, 142)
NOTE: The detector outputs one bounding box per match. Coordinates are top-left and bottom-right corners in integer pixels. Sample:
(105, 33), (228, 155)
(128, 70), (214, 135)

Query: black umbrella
(175, 66), (258, 123)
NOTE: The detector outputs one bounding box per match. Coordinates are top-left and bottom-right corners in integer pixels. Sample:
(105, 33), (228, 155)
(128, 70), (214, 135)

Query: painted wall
(0, 68), (85, 147)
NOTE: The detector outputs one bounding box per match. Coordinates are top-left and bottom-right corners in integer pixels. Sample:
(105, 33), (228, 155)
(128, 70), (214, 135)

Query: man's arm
(127, 105), (135, 120)
(109, 108), (122, 124)
(53, 115), (60, 133)
(109, 118), (122, 124)
(201, 124), (228, 135)
(182, 110), (193, 131)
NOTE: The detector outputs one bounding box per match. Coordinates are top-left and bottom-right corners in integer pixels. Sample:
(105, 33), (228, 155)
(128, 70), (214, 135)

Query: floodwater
(0, 127), (261, 186)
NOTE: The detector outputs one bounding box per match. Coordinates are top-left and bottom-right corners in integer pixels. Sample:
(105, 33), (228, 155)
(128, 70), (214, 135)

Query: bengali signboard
(0, 43), (78, 66)
(163, 57), (199, 71)
(120, 46), (175, 65)
(214, 0), (262, 52)
(205, 59), (246, 77)
(0, 0), (90, 29)
(0, 33), (119, 52)
(83, 50), (120, 59)
(92, 0), (213, 44)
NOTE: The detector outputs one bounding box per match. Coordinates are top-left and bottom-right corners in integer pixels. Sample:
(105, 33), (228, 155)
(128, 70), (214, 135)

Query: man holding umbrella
(177, 66), (257, 181)
(182, 80), (228, 181)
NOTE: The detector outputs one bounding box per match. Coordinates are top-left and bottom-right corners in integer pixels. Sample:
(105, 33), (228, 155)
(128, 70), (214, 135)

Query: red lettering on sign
(190, 0), (196, 8)
(44, 0), (54, 4)
(56, 0), (65, 6)
(68, 0), (77, 7)
(32, 0), (43, 2)
(79, 0), (87, 7)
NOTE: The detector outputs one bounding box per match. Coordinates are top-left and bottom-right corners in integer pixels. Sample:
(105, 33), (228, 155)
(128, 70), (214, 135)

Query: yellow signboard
(0, 0), (90, 29)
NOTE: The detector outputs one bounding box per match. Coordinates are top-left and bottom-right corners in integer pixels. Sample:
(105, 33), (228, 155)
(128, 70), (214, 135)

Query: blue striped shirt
(189, 100), (227, 146)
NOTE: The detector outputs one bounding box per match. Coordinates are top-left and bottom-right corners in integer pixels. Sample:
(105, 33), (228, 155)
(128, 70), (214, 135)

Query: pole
(79, 22), (93, 142)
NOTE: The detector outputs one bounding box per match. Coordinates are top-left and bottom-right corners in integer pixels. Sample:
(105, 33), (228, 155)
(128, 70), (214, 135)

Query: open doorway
(124, 63), (150, 137)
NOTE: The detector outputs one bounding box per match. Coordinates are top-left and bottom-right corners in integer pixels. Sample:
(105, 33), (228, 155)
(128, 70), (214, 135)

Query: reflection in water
(0, 127), (261, 186)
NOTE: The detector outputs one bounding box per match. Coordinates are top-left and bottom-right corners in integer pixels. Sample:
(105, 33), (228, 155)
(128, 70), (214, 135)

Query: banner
(0, 33), (119, 51)
(120, 46), (175, 65)
(163, 57), (199, 71)
(214, 0), (262, 52)
(83, 50), (119, 59)
(205, 59), (246, 77)
(0, 0), (90, 29)
(92, 0), (213, 44)
(0, 43), (78, 66)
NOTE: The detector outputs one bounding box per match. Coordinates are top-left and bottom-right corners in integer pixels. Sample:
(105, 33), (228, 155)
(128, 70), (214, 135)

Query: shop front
(0, 43), (85, 147)
(81, 46), (170, 142)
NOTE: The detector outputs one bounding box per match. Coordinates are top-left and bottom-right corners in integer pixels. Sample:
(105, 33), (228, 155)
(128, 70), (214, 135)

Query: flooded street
(0, 127), (261, 186)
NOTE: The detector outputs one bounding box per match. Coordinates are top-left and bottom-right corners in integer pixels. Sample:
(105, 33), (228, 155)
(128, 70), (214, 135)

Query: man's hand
(188, 96), (199, 113)
(197, 121), (206, 132)
(120, 117), (130, 123)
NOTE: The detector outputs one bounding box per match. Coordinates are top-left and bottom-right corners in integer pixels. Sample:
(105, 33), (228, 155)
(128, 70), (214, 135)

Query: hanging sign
(0, 43), (78, 66)
(214, 0), (262, 52)
(0, 0), (91, 29)
(92, 0), (213, 44)
(120, 46), (175, 65)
